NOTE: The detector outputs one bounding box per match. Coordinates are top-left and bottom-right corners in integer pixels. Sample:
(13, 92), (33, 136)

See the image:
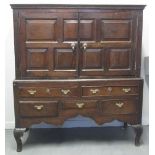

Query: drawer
(82, 86), (138, 97)
(18, 86), (79, 98)
(19, 101), (58, 117)
(100, 99), (138, 115)
(61, 100), (98, 110)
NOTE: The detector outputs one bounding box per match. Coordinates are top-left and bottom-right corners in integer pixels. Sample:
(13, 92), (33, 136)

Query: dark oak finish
(11, 4), (145, 151)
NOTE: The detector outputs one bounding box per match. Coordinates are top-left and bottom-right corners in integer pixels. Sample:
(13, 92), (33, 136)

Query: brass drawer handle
(61, 89), (71, 95)
(122, 88), (131, 93)
(90, 89), (99, 94)
(76, 103), (85, 109)
(27, 90), (37, 95)
(115, 102), (124, 108)
(34, 105), (44, 110)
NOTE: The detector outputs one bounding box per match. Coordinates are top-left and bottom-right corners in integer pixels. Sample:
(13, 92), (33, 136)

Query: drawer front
(82, 86), (138, 97)
(100, 99), (138, 115)
(19, 101), (58, 117)
(62, 100), (97, 110)
(18, 86), (79, 98)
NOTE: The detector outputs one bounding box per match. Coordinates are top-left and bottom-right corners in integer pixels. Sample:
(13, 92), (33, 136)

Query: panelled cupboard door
(79, 11), (137, 77)
(19, 10), (78, 79)
(16, 9), (140, 79)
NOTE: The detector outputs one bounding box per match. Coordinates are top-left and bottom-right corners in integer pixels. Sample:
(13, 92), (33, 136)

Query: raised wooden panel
(54, 49), (76, 70)
(101, 20), (131, 41)
(63, 20), (78, 41)
(108, 49), (131, 70)
(82, 49), (103, 69)
(79, 20), (95, 41)
(26, 20), (57, 41)
(27, 49), (48, 70)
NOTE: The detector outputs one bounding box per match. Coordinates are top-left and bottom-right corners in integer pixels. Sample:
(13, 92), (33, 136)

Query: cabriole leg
(13, 128), (26, 152)
(132, 124), (143, 146)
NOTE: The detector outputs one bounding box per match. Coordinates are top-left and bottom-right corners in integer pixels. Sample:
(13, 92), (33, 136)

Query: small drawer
(61, 100), (97, 110)
(100, 99), (138, 115)
(82, 86), (138, 97)
(19, 101), (58, 117)
(18, 86), (79, 98)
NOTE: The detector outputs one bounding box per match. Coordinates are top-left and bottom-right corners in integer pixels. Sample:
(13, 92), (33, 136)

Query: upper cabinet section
(11, 5), (145, 79)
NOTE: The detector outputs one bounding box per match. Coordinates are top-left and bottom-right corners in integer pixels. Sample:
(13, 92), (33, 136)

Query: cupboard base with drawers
(11, 4), (145, 152)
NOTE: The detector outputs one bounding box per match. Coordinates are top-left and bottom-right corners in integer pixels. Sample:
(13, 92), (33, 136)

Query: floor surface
(5, 126), (149, 155)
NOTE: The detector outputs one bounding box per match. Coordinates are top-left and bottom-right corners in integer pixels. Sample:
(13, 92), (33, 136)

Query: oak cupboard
(11, 4), (145, 152)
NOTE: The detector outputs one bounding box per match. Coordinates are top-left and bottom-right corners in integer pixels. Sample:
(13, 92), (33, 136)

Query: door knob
(71, 43), (76, 51)
(82, 43), (87, 51)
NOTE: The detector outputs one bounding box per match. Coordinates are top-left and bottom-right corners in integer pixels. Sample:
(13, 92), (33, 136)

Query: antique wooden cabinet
(11, 4), (145, 152)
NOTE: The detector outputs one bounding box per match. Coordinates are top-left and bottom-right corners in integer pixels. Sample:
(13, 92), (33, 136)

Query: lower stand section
(14, 128), (29, 152)
(132, 124), (143, 146)
(13, 124), (143, 151)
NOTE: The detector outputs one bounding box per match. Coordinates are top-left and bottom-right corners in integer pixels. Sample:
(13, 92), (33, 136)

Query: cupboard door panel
(19, 11), (78, 78)
(108, 49), (130, 69)
(82, 49), (102, 69)
(54, 48), (76, 70)
(27, 48), (48, 70)
(63, 20), (78, 41)
(26, 19), (57, 41)
(106, 48), (133, 75)
(79, 11), (135, 77)
(101, 20), (131, 41)
(79, 20), (96, 41)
